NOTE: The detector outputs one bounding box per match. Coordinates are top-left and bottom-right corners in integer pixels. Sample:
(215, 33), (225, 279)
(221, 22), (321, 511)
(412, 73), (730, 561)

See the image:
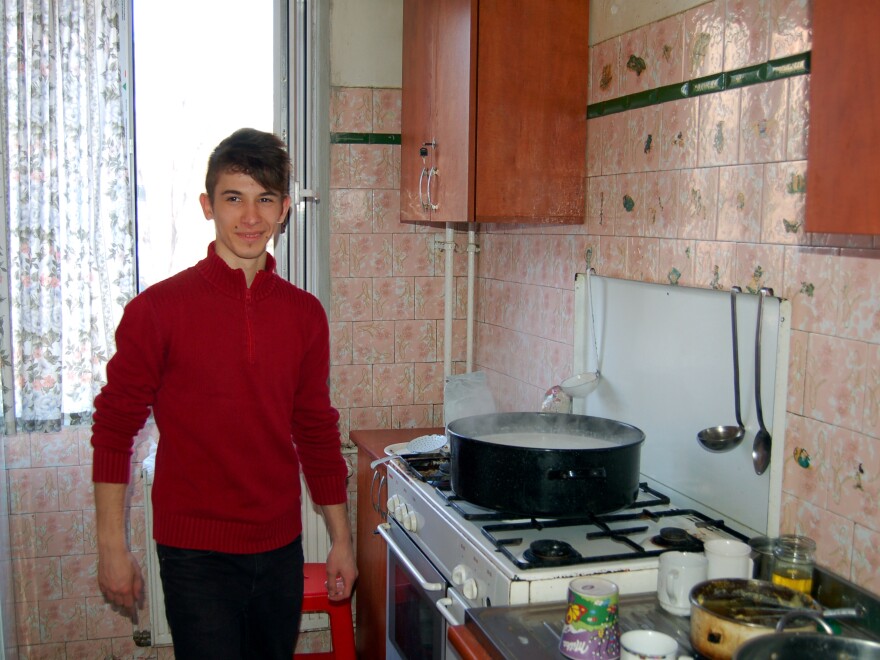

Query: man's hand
(321, 503), (358, 600)
(98, 546), (145, 609)
(94, 482), (144, 610)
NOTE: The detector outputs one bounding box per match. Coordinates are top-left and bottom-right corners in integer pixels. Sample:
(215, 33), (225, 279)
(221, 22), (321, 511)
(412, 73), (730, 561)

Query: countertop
(450, 583), (880, 659)
(349, 427), (443, 461)
(453, 592), (695, 660)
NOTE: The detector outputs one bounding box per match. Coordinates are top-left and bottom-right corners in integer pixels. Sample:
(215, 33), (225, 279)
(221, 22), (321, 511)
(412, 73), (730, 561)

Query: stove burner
(400, 454), (451, 488)
(651, 526), (703, 551)
(523, 539), (583, 565)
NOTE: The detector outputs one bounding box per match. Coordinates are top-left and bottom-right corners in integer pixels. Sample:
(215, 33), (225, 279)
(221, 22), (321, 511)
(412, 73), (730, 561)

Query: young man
(91, 128), (356, 659)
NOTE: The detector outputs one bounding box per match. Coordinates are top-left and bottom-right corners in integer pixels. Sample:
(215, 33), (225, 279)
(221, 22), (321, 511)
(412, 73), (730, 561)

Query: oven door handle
(435, 597), (460, 626)
(377, 523), (444, 591)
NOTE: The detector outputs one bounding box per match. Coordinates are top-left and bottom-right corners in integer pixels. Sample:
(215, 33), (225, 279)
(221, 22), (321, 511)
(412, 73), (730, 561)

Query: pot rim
(447, 411), (646, 448)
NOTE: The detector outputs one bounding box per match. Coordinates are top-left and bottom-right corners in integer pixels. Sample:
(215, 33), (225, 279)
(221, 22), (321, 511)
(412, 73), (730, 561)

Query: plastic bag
(444, 371), (497, 425)
(541, 385), (572, 413)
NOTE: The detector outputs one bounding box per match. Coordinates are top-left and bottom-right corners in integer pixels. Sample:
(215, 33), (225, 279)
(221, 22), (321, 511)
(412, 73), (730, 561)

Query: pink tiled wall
(328, 0), (879, 598)
(5, 425), (161, 659)
(5, 2), (880, 655)
(475, 0), (880, 595)
(328, 88), (468, 442)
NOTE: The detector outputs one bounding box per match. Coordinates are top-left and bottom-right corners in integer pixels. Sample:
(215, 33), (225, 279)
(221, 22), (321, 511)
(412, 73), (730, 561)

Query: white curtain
(1, 0), (135, 431)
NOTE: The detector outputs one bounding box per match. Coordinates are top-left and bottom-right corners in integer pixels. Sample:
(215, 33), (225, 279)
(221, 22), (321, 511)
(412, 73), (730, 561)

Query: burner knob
(386, 495), (401, 511)
(403, 512), (419, 532)
(393, 503), (410, 522)
(451, 564), (471, 586)
(462, 578), (479, 600)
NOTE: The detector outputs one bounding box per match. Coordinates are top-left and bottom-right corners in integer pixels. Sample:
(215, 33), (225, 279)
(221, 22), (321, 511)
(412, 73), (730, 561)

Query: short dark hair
(204, 128), (291, 200)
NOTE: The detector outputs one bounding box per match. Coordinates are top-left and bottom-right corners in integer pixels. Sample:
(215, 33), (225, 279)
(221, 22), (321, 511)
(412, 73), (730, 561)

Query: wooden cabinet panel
(805, 0), (880, 234)
(474, 1), (590, 222)
(354, 446), (388, 658)
(350, 428), (442, 657)
(400, 0), (437, 222)
(432, 0), (475, 224)
(400, 0), (589, 225)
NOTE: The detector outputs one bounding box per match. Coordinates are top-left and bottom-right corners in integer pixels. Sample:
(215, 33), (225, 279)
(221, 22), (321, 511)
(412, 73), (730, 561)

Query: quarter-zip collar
(195, 241), (279, 300)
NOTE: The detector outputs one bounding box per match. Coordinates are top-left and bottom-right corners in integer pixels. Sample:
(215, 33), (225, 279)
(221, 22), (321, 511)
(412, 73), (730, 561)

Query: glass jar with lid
(771, 535), (816, 594)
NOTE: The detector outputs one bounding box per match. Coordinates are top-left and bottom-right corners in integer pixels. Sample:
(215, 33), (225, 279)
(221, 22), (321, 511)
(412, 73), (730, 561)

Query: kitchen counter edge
(349, 427), (444, 462)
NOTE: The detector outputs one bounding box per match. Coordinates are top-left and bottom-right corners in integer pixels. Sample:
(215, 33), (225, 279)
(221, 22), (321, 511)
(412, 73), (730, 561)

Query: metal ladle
(697, 286), (746, 453)
(752, 287), (773, 475)
(561, 268), (602, 398)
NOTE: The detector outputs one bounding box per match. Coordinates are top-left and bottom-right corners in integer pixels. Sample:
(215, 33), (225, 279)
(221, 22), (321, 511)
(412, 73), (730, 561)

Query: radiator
(141, 464), (333, 645)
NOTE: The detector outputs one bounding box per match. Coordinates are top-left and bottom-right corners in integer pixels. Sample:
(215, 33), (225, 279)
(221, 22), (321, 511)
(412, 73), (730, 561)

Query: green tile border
(587, 51), (810, 119)
(330, 132), (401, 145)
(329, 52), (810, 139)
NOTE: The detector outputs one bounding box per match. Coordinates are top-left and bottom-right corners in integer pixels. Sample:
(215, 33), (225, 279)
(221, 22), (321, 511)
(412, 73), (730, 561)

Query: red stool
(295, 563), (356, 659)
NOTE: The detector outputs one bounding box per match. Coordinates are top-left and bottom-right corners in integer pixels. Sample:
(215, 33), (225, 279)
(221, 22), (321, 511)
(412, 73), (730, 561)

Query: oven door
(379, 521), (466, 660)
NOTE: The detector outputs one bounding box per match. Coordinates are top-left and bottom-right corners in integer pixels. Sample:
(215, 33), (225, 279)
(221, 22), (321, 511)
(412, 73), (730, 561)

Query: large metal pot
(733, 633), (880, 659)
(689, 579), (820, 660)
(447, 412), (645, 518)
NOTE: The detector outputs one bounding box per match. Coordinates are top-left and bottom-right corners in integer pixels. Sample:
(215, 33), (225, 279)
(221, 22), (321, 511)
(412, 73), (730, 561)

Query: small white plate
(383, 436), (448, 457)
(384, 442), (410, 456)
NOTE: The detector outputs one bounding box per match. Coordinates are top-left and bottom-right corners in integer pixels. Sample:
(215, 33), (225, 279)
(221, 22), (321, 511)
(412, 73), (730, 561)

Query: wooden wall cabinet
(400, 0), (590, 225)
(805, 0), (880, 234)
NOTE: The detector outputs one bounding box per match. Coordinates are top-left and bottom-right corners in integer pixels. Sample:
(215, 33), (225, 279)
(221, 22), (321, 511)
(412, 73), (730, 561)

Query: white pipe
(466, 229), (476, 372)
(443, 224), (454, 377)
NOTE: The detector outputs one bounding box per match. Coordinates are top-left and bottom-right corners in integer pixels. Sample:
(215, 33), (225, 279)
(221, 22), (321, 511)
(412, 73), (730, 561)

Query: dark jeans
(157, 537), (304, 660)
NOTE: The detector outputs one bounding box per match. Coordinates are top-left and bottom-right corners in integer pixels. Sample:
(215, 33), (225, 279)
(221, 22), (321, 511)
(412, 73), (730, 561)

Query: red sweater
(91, 243), (347, 553)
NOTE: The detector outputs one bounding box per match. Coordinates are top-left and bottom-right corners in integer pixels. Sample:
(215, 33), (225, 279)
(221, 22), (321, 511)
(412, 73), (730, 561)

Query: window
(131, 0), (275, 289)
(0, 0), (325, 431)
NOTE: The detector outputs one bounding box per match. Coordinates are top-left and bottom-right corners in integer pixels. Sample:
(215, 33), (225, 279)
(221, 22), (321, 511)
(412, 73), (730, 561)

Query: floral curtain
(1, 0), (135, 432)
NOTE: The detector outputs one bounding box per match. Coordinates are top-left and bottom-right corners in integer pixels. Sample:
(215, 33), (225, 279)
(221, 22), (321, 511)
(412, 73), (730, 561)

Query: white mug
(620, 630), (679, 660)
(704, 539), (753, 580)
(657, 551), (708, 616)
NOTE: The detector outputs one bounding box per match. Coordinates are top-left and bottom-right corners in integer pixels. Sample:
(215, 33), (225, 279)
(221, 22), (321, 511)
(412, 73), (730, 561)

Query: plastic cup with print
(657, 551), (708, 616)
(704, 539), (753, 580)
(620, 630), (679, 660)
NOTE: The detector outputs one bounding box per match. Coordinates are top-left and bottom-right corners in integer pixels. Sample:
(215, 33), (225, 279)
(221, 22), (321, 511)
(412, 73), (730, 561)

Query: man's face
(199, 170), (291, 271)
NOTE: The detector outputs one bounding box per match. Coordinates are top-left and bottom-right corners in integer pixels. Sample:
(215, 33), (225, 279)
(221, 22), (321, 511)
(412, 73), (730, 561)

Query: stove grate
(478, 498), (749, 570)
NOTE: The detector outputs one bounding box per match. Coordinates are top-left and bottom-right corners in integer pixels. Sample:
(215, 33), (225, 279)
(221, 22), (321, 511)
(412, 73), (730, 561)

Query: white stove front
(384, 462), (741, 607)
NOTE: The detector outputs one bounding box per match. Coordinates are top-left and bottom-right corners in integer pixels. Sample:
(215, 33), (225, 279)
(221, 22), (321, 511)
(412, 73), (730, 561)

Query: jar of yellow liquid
(771, 535), (816, 594)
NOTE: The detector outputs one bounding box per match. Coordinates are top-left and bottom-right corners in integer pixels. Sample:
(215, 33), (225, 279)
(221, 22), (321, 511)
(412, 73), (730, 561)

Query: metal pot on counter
(447, 412), (645, 518)
(689, 578), (821, 660)
(733, 632), (880, 659)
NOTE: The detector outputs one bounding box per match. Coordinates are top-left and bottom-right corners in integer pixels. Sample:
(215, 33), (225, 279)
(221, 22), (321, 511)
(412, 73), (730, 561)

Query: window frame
(121, 0), (329, 300)
(276, 0), (331, 306)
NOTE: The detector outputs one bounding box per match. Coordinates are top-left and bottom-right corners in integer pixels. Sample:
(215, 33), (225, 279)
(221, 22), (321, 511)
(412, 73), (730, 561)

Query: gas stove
(384, 450), (748, 608)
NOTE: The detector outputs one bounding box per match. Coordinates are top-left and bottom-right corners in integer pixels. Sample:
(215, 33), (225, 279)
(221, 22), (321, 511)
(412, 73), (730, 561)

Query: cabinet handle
(426, 166), (439, 211)
(418, 166), (429, 211)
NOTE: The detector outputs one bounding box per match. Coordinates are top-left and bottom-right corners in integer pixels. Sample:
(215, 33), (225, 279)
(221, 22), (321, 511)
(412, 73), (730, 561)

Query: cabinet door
(474, 0), (589, 223)
(431, 0), (476, 223)
(400, 0), (437, 222)
(805, 0), (880, 234)
(400, 0), (589, 225)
